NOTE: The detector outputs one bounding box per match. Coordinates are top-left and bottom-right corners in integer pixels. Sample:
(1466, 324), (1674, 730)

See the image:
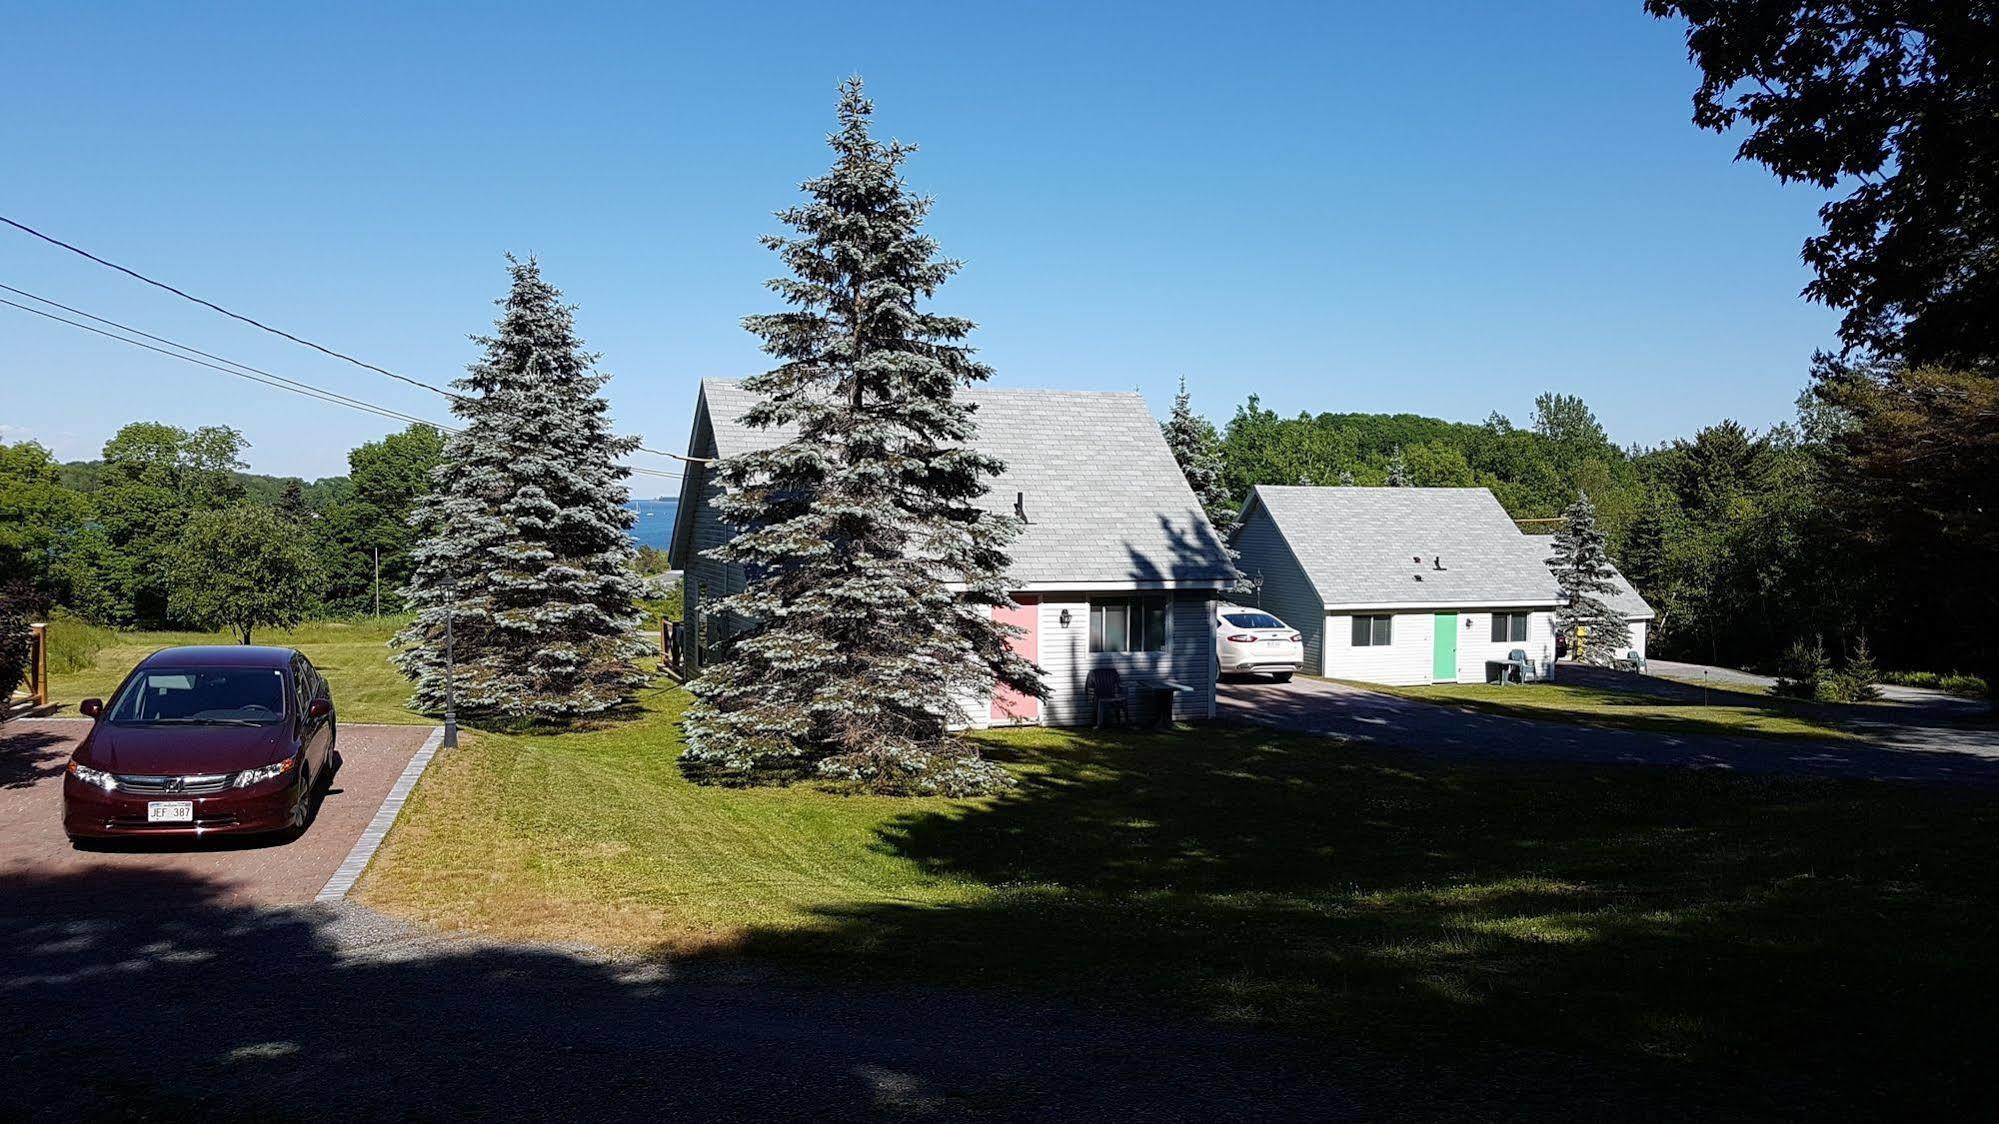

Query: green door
(1432, 612), (1459, 682)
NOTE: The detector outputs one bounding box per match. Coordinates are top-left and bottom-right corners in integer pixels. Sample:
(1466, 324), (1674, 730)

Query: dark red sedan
(64, 646), (338, 844)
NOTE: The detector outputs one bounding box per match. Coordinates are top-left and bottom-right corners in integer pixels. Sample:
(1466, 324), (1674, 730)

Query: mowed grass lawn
(46, 617), (426, 725)
(359, 686), (1999, 1115)
(1360, 678), (1862, 741)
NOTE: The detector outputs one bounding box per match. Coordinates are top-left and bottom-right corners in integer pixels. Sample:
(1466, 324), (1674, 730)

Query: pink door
(991, 597), (1040, 723)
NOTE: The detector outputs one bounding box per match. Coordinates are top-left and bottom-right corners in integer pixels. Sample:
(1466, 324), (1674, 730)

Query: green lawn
(358, 688), (1998, 1114)
(45, 617), (427, 725)
(1356, 678), (1861, 741)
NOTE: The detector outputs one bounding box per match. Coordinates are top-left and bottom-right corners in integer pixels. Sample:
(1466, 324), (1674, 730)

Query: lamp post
(442, 590), (459, 749)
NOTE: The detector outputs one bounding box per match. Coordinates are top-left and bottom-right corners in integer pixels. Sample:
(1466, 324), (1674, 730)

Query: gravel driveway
(1218, 675), (1999, 785)
(0, 719), (435, 912)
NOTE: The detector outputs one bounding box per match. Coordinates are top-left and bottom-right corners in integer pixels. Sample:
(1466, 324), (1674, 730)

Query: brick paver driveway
(1219, 676), (1999, 785)
(0, 718), (435, 914)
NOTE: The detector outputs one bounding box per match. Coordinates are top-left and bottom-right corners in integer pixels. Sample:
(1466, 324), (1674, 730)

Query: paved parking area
(0, 719), (436, 914)
(1219, 676), (1999, 785)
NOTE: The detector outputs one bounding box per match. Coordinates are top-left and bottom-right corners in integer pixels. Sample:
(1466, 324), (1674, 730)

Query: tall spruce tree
(1162, 377), (1236, 536)
(681, 78), (1039, 796)
(1548, 490), (1631, 664)
(1385, 446), (1411, 487)
(392, 257), (647, 718)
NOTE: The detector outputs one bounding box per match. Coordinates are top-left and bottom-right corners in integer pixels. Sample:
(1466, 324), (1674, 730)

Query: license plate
(147, 801), (194, 823)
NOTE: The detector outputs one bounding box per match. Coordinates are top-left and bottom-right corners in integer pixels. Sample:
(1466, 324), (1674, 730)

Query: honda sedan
(64, 646), (338, 843)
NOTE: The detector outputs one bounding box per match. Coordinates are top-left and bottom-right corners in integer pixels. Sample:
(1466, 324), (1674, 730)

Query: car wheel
(1270, 671), (1294, 684)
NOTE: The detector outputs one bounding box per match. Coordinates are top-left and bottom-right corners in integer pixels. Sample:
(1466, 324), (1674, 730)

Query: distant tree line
(0, 419), (445, 632)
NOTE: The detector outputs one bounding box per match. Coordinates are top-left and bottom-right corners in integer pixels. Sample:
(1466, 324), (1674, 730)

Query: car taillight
(1289, 632), (1302, 642)
(1227, 634), (1256, 643)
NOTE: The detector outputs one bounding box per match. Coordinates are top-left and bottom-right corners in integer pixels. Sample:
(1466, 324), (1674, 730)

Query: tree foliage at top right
(1648, 1), (1999, 368)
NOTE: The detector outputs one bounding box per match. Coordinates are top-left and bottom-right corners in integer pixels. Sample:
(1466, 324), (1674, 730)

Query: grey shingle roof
(697, 378), (1236, 587)
(1241, 486), (1562, 608)
(1510, 535), (1657, 620)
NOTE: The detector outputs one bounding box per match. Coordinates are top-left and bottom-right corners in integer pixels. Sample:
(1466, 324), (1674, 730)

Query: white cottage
(1230, 486), (1566, 685)
(668, 379), (1239, 726)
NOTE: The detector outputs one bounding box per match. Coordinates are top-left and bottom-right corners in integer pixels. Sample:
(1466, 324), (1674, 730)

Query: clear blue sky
(1, 1), (1839, 484)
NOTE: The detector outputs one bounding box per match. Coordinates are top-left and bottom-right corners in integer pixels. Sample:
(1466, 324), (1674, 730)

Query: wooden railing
(6, 623), (48, 712)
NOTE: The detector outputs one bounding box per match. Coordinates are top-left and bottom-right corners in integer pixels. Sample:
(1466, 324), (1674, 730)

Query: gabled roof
(1508, 536), (1657, 621)
(1237, 486), (1561, 609)
(680, 378), (1237, 588)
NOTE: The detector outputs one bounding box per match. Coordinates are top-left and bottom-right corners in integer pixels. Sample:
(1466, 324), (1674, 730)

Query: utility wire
(0, 212), (709, 465)
(0, 289), (682, 482)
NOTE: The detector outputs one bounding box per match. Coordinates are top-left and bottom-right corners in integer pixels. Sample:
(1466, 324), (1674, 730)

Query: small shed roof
(689, 378), (1236, 588)
(1238, 486), (1562, 609)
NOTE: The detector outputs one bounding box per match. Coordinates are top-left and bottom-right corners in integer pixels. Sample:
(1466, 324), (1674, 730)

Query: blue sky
(1, 1), (1839, 484)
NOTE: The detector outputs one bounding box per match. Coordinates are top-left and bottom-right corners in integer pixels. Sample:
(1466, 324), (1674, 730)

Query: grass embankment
(358, 688), (1997, 1114)
(1362, 678), (1861, 741)
(45, 616), (425, 725)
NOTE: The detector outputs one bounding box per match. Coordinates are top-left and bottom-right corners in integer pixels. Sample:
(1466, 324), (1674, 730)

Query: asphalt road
(1217, 673), (1999, 785)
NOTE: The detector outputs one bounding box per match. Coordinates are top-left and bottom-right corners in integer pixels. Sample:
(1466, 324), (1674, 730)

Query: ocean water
(627, 498), (679, 551)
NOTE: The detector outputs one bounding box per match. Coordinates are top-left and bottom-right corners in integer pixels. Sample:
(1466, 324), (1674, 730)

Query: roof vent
(1014, 491), (1030, 523)
(1433, 556), (1446, 570)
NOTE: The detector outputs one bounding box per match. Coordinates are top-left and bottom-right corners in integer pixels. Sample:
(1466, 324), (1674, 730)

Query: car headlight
(68, 762), (118, 791)
(232, 757), (297, 788)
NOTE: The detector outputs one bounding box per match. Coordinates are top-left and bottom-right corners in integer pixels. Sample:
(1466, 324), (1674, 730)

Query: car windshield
(106, 667), (287, 726)
(1223, 612), (1286, 630)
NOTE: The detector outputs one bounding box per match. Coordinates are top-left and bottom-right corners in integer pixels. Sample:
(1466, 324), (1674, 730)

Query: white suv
(1215, 604), (1304, 682)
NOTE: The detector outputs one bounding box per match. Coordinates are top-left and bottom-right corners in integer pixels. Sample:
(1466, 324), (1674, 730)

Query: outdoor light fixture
(1059, 608), (1072, 627)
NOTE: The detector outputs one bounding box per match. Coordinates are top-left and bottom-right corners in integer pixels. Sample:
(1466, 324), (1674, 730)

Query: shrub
(1883, 670), (1943, 688)
(1831, 635), (1883, 703)
(1773, 638), (1830, 700)
(44, 608), (117, 675)
(1938, 673), (1991, 698)
(0, 596), (29, 719)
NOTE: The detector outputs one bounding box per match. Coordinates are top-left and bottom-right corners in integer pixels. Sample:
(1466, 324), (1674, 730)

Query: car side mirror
(79, 699), (103, 719)
(308, 698), (332, 720)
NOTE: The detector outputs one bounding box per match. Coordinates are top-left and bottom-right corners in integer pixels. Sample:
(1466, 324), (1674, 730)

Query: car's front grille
(113, 773), (234, 796)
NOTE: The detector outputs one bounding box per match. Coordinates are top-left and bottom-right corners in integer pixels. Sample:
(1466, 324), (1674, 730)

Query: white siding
(1452, 610), (1558, 682)
(1626, 621), (1648, 661)
(1321, 611), (1435, 685)
(1230, 503), (1326, 671)
(1035, 591), (1215, 726)
(1322, 608), (1558, 685)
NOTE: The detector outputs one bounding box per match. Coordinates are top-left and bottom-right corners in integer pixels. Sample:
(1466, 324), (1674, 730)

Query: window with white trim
(1089, 597), (1168, 653)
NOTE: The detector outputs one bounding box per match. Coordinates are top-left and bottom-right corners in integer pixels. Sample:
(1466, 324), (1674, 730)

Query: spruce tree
(1386, 446), (1411, 487)
(392, 257), (648, 719)
(681, 78), (1040, 796)
(1162, 377), (1236, 537)
(1548, 490), (1631, 664)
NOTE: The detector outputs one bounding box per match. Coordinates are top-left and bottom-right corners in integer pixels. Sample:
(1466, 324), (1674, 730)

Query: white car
(1215, 604), (1304, 682)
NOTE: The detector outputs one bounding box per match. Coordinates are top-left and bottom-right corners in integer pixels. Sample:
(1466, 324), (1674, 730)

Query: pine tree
(278, 479), (311, 527)
(392, 257), (648, 719)
(1385, 446), (1411, 487)
(681, 78), (1040, 796)
(1548, 490), (1631, 664)
(1162, 377), (1237, 536)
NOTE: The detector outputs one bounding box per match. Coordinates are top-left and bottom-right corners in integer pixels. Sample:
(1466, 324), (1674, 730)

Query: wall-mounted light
(1465, 617), (1475, 630)
(1059, 608), (1072, 627)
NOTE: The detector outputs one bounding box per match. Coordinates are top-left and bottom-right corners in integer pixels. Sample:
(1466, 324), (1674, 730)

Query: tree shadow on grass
(2, 864), (1506, 1122)
(716, 724), (1999, 1117)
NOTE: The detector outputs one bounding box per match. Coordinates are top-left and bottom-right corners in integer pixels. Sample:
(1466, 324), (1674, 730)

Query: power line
(0, 288), (682, 482)
(0, 212), (709, 465)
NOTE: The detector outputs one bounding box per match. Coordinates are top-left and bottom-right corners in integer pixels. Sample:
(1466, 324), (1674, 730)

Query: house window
(1491, 612), (1529, 643)
(1350, 615), (1393, 646)
(1089, 598), (1168, 653)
